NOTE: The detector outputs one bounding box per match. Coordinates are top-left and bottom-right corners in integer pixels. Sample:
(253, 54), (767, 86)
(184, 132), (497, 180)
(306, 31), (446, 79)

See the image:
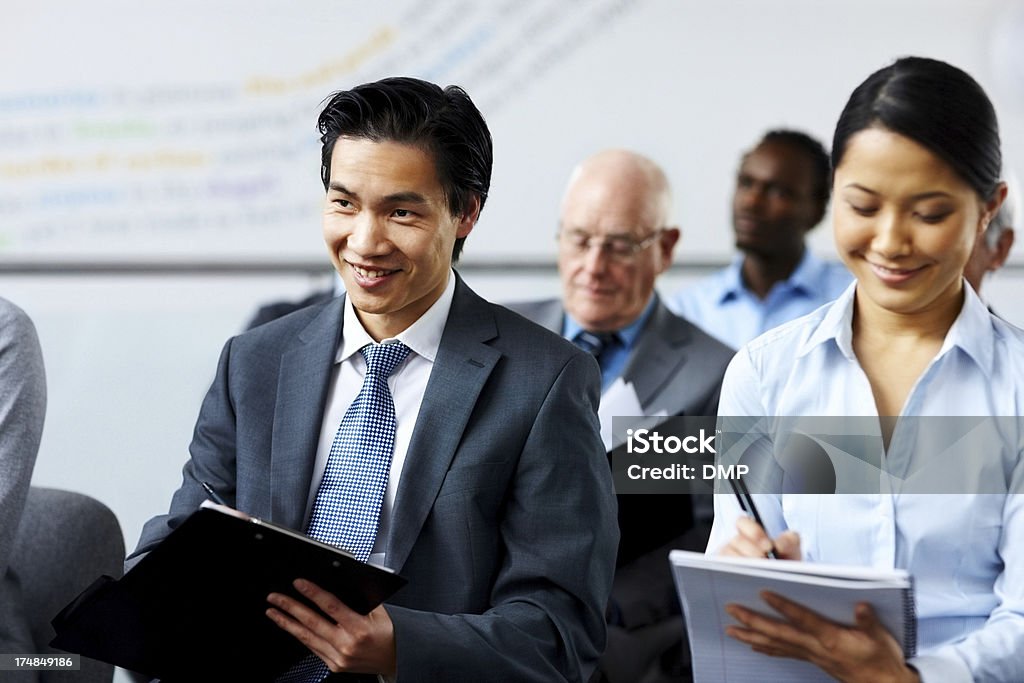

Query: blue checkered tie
(278, 341), (411, 683)
(306, 341), (411, 558)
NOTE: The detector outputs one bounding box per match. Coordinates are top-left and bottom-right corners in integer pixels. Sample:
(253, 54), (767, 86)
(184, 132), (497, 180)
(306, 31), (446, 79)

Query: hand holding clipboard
(52, 501), (406, 681)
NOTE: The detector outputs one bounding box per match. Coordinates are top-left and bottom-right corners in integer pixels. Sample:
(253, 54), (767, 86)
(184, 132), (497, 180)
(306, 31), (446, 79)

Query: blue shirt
(707, 282), (1024, 683)
(668, 250), (852, 349)
(563, 296), (656, 391)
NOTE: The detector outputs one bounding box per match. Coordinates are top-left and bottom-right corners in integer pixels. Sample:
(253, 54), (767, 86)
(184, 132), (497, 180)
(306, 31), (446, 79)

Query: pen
(201, 481), (229, 507)
(728, 475), (778, 559)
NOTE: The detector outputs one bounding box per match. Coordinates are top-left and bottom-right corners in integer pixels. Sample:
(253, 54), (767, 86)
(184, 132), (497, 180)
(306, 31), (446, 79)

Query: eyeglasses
(557, 228), (663, 262)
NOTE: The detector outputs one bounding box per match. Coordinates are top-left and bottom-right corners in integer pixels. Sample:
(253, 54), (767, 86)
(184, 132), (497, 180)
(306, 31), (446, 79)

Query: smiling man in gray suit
(508, 149), (734, 683)
(129, 78), (617, 682)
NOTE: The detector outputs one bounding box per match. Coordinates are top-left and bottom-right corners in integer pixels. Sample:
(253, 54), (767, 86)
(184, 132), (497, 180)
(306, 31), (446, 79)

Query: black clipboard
(51, 503), (407, 681)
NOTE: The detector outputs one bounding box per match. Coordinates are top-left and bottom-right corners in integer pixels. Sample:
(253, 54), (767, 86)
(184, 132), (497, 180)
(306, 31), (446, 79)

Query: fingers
(854, 601), (898, 649)
(854, 602), (878, 632)
(265, 590), (341, 670)
(718, 515), (803, 561)
(266, 580), (397, 676)
(725, 601), (818, 653)
(726, 592), (915, 683)
(293, 579), (359, 624)
(854, 602), (907, 663)
(266, 585), (333, 635)
(737, 516), (772, 550)
(773, 530), (802, 560)
(761, 591), (829, 632)
(720, 516), (776, 557)
(265, 579), (364, 673)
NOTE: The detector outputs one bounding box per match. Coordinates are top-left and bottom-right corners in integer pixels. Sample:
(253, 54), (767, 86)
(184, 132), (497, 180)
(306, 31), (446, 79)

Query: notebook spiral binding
(903, 574), (918, 659)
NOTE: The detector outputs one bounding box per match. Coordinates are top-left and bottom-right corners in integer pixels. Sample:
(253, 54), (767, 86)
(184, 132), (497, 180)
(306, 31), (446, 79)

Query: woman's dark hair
(317, 77), (493, 262)
(832, 56), (1001, 200)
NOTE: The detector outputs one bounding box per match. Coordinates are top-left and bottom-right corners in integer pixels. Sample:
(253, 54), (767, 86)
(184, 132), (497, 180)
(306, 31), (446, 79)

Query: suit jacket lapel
(385, 276), (501, 571)
(621, 298), (693, 410)
(270, 298), (345, 529)
(514, 297), (693, 411)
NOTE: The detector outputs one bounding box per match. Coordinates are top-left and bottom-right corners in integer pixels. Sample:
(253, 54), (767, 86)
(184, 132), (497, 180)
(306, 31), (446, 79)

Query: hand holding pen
(719, 477), (801, 560)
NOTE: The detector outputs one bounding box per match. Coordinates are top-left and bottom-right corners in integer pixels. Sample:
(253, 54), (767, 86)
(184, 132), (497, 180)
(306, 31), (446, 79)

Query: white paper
(598, 378), (666, 450)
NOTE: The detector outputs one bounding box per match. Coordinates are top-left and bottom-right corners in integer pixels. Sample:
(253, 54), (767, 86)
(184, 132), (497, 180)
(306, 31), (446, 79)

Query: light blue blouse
(707, 281), (1024, 683)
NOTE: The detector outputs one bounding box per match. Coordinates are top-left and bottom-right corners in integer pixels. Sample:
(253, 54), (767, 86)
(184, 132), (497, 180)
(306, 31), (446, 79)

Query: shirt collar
(941, 282), (995, 377)
(337, 270), (456, 364)
(717, 257), (746, 303)
(719, 249), (823, 303)
(798, 279), (857, 359)
(562, 294), (657, 350)
(796, 279), (996, 376)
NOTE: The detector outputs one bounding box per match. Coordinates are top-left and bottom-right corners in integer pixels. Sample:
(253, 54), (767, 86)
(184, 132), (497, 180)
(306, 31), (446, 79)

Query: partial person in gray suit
(0, 298), (47, 665)
(129, 78), (617, 682)
(507, 150), (735, 683)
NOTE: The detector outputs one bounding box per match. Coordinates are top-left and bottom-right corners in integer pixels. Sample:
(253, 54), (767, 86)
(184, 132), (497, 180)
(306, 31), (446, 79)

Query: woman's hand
(725, 593), (920, 683)
(718, 515), (802, 560)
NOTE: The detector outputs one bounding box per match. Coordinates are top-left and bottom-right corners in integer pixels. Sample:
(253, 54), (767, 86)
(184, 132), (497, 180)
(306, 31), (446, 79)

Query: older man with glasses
(508, 149), (734, 683)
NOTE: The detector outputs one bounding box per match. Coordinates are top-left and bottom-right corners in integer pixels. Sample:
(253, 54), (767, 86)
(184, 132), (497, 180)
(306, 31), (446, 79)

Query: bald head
(561, 149), (673, 230)
(558, 149), (680, 332)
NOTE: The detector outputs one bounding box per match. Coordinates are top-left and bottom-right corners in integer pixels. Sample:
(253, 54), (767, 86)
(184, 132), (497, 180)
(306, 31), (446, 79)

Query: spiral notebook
(669, 550), (916, 683)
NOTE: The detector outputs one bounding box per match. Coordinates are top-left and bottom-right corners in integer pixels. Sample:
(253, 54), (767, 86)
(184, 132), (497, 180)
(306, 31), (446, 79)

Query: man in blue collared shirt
(668, 130), (851, 349)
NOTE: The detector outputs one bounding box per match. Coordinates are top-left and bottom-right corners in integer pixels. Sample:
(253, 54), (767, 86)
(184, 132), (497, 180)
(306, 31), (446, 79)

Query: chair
(9, 487), (125, 683)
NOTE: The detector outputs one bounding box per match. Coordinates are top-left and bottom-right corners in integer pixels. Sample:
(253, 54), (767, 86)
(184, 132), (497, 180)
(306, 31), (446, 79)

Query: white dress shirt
(707, 281), (1024, 683)
(304, 273), (455, 569)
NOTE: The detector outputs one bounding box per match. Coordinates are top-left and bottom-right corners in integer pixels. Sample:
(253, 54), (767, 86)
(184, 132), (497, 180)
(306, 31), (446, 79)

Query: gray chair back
(10, 487), (124, 683)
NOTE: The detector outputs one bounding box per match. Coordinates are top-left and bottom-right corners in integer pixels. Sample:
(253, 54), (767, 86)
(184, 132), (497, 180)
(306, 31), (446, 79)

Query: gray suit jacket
(0, 298), (47, 663)
(506, 296), (734, 683)
(506, 297), (733, 421)
(130, 277), (618, 682)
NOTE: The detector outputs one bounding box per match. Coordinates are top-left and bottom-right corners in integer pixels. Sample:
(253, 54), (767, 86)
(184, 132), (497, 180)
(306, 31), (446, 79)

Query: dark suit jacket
(506, 296), (732, 429)
(505, 296), (735, 683)
(130, 276), (619, 682)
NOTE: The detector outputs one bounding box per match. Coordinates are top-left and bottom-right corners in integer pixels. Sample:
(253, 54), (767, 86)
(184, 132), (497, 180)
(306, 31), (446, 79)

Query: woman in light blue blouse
(707, 57), (1020, 683)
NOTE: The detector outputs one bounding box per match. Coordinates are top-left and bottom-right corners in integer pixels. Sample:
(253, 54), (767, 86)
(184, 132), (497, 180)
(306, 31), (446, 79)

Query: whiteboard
(1, 0), (1021, 265)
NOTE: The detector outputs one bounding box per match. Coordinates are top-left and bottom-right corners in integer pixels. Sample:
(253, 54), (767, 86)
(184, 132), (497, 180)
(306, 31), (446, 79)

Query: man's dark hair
(832, 56), (1001, 201)
(317, 77), (493, 261)
(760, 129), (832, 206)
